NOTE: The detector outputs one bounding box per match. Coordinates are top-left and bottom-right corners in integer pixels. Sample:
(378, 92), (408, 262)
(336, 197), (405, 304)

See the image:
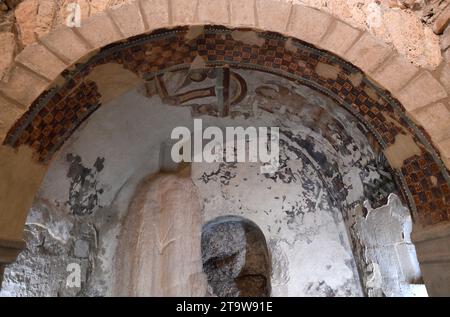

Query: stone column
(412, 222), (450, 296)
(0, 146), (47, 286)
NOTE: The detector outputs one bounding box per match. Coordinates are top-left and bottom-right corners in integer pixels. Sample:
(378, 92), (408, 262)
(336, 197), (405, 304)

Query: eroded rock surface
(201, 216), (271, 297)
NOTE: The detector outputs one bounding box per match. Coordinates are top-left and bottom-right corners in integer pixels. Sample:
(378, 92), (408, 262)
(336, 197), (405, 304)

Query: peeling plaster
(1, 69), (424, 297)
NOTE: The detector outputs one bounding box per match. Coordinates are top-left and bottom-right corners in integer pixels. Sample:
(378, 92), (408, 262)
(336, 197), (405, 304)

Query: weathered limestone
(113, 171), (207, 296)
(15, 43), (67, 81)
(346, 33), (393, 74)
(383, 9), (442, 70)
(397, 71), (448, 112)
(433, 4), (450, 34)
(0, 65), (49, 105)
(2, 0), (445, 69)
(139, 0), (170, 30)
(0, 33), (15, 80)
(0, 95), (24, 139)
(411, 102), (450, 142)
(39, 26), (92, 64)
(441, 26), (450, 52)
(319, 20), (361, 58)
(198, 0), (229, 25)
(171, 0), (198, 25)
(109, 2), (145, 38)
(438, 63), (450, 92)
(14, 0), (38, 46)
(371, 54), (419, 93)
(229, 0), (256, 27)
(413, 223), (450, 297)
(256, 0), (292, 32)
(437, 138), (450, 169)
(288, 4), (333, 45)
(76, 12), (123, 49)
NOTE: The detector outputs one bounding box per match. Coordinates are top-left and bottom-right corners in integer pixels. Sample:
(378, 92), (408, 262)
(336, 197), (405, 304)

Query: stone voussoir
(438, 62), (450, 93)
(318, 20), (361, 58)
(229, 0), (257, 27)
(287, 4), (334, 46)
(436, 138), (450, 170)
(371, 54), (419, 93)
(0, 65), (49, 107)
(411, 102), (450, 143)
(345, 32), (393, 74)
(256, 0), (292, 33)
(433, 4), (450, 34)
(39, 26), (92, 65)
(139, 0), (171, 30)
(198, 0), (230, 25)
(0, 95), (25, 141)
(398, 71), (448, 112)
(76, 12), (124, 49)
(14, 43), (67, 82)
(109, 1), (146, 38)
(171, 0), (199, 25)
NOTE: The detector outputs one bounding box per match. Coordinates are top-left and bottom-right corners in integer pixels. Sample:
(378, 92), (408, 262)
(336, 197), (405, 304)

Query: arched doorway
(0, 1), (448, 296)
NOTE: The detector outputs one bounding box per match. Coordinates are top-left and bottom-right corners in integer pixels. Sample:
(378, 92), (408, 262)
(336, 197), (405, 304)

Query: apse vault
(0, 62), (426, 297)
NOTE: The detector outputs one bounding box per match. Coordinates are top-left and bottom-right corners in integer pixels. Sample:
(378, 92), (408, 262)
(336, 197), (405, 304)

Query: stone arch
(0, 0), (449, 295)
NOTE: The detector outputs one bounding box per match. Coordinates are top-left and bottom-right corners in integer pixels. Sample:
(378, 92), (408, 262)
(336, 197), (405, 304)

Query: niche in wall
(201, 216), (271, 297)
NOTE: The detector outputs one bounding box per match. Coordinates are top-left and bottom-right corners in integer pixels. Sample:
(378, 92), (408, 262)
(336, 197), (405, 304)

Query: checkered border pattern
(4, 26), (449, 226)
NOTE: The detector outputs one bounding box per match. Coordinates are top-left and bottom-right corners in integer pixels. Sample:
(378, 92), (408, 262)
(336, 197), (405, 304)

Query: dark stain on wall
(66, 153), (105, 215)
